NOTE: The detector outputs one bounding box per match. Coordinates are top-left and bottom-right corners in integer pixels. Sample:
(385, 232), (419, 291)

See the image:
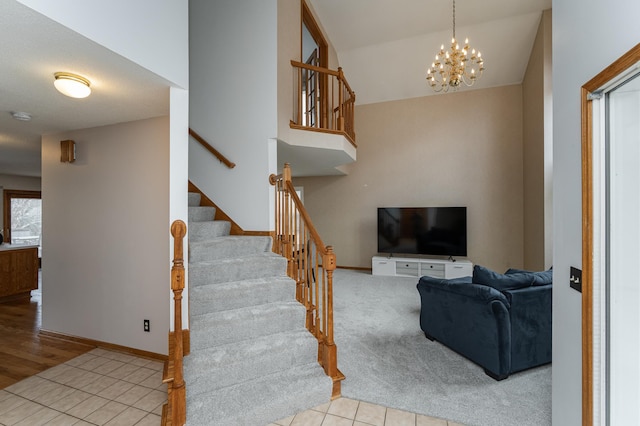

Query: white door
(605, 72), (640, 425)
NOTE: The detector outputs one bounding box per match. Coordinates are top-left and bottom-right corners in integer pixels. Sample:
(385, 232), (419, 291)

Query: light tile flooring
(269, 398), (463, 426)
(1, 348), (462, 426)
(0, 348), (166, 426)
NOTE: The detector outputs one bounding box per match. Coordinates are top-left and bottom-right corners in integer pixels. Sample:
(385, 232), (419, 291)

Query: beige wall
(41, 117), (170, 355)
(522, 10), (553, 271)
(295, 85), (524, 271)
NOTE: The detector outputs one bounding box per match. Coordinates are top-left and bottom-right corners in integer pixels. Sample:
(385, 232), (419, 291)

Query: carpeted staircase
(184, 192), (332, 425)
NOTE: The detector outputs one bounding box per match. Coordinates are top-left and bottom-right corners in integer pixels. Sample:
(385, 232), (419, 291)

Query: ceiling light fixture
(54, 72), (92, 98)
(11, 111), (32, 121)
(426, 0), (484, 92)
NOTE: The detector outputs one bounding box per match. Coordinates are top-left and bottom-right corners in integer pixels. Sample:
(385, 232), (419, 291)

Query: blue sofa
(416, 265), (552, 380)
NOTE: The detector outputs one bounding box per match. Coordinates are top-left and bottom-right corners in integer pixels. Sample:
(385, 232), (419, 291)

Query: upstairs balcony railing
(290, 60), (356, 147)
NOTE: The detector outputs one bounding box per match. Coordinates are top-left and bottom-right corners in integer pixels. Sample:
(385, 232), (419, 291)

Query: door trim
(581, 42), (640, 426)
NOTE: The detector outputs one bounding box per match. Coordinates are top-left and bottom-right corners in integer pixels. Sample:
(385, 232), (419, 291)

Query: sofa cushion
(505, 268), (553, 286)
(472, 265), (536, 291)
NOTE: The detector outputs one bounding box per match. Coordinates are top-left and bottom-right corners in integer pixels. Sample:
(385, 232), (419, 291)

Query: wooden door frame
(2, 189), (42, 243)
(301, 1), (329, 128)
(581, 42), (640, 426)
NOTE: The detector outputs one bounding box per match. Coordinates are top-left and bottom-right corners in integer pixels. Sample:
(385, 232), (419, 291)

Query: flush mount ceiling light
(54, 72), (91, 98)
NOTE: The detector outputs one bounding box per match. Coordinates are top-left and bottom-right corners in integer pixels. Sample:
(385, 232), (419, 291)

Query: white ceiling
(1, 0), (551, 178)
(0, 1), (171, 177)
(310, 0), (552, 104)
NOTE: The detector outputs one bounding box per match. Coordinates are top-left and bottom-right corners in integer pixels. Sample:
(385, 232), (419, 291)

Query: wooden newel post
(170, 220), (187, 425)
(322, 246), (340, 397)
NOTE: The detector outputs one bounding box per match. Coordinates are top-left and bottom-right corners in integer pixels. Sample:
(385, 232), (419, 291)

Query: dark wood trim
(39, 329), (168, 361)
(581, 42), (640, 426)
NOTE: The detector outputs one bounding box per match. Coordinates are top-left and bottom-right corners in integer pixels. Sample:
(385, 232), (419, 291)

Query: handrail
(269, 163), (344, 399)
(164, 220), (187, 425)
(290, 60), (356, 146)
(189, 128), (236, 169)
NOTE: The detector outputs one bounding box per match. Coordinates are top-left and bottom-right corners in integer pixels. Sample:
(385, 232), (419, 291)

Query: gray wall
(552, 0), (640, 424)
(42, 117), (170, 355)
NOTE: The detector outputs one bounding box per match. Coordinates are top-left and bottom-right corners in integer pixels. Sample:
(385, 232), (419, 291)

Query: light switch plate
(570, 267), (582, 292)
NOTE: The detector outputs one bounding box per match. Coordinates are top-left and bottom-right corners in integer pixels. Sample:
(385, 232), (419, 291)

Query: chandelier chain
(452, 0), (456, 40)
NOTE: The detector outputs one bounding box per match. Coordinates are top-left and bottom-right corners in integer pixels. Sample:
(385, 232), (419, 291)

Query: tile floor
(1, 348), (462, 426)
(0, 348), (166, 426)
(269, 398), (463, 426)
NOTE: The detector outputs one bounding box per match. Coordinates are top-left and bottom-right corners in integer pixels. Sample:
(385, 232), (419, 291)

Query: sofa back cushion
(472, 265), (552, 291)
(505, 268), (553, 286)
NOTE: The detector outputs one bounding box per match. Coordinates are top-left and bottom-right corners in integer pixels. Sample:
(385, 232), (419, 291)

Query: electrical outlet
(143, 319), (150, 332)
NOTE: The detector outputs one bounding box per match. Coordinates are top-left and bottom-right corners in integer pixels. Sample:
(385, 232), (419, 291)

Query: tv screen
(377, 207), (467, 257)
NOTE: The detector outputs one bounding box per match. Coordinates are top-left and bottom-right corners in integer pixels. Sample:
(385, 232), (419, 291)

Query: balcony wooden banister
(189, 128), (236, 169)
(290, 61), (356, 146)
(269, 163), (344, 399)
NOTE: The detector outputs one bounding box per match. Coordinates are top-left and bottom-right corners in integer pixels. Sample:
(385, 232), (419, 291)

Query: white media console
(372, 256), (473, 279)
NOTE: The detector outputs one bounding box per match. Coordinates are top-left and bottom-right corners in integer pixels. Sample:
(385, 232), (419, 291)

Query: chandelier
(426, 0), (484, 92)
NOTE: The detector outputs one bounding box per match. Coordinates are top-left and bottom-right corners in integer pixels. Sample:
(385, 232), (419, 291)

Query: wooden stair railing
(290, 60), (356, 147)
(162, 220), (187, 426)
(189, 128), (236, 169)
(269, 163), (345, 399)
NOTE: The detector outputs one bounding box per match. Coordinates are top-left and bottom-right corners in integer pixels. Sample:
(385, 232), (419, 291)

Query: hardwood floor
(0, 277), (94, 389)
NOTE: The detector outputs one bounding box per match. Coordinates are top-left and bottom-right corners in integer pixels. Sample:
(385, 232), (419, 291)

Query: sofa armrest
(417, 276), (511, 377)
(502, 285), (552, 372)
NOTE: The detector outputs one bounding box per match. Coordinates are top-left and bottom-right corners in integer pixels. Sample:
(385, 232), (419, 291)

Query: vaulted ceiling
(309, 0), (551, 104)
(0, 0), (551, 178)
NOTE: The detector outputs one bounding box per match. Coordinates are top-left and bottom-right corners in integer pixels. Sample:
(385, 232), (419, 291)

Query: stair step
(190, 301), (305, 351)
(189, 235), (272, 262)
(190, 276), (295, 316)
(188, 206), (216, 222)
(188, 192), (201, 207)
(189, 253), (287, 287)
(184, 330), (318, 397)
(189, 220), (231, 241)
(186, 363), (332, 426)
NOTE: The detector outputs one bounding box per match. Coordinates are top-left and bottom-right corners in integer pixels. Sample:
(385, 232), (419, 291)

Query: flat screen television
(377, 207), (467, 257)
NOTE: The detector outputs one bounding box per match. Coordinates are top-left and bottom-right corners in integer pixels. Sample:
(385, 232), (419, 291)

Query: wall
(522, 10), (553, 271)
(41, 117), (170, 355)
(0, 174), (42, 235)
(295, 85), (524, 271)
(552, 0), (640, 424)
(189, 0), (278, 231)
(17, 0), (189, 331)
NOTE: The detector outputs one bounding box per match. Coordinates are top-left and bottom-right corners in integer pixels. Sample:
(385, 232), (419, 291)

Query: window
(2, 189), (42, 249)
